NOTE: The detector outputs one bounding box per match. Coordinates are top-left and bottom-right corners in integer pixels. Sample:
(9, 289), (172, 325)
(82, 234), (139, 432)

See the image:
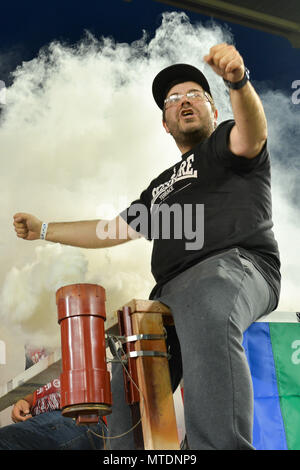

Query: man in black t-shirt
(14, 43), (280, 449)
(117, 44), (280, 450)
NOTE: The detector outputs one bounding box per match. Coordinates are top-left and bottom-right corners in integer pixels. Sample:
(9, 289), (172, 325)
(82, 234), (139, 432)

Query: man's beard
(171, 120), (214, 150)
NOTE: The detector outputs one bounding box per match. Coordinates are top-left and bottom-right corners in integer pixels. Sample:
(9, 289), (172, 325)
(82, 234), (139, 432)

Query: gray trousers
(107, 248), (277, 450)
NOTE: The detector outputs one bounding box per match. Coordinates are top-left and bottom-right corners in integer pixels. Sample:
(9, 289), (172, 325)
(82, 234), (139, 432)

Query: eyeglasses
(164, 90), (211, 108)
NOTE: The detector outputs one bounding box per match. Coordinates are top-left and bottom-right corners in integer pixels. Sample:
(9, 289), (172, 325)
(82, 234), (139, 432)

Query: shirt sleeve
(213, 119), (269, 172)
(119, 187), (152, 240)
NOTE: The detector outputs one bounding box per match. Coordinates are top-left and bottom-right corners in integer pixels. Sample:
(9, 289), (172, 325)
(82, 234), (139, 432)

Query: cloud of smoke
(261, 90), (300, 311)
(0, 12), (299, 381)
(0, 244), (88, 348)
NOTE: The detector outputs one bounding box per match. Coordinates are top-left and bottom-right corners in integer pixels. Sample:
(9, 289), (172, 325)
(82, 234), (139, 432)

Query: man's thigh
(156, 248), (275, 333)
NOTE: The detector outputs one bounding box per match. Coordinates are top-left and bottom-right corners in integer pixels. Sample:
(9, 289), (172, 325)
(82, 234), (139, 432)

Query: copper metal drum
(56, 283), (112, 423)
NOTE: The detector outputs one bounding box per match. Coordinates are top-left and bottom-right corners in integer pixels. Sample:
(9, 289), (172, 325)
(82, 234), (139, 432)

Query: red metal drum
(56, 284), (112, 424)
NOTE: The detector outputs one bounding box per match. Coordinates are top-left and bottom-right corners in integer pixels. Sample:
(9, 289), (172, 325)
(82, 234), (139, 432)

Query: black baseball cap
(152, 63), (212, 110)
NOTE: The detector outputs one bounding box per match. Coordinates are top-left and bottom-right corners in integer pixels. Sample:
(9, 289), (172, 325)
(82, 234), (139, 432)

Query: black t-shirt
(120, 120), (281, 306)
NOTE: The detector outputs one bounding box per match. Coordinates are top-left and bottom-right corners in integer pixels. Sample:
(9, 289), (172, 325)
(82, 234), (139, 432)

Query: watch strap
(223, 67), (250, 90)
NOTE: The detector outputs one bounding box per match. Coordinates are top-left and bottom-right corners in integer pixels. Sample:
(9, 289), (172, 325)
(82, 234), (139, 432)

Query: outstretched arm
(13, 213), (141, 249)
(204, 43), (267, 159)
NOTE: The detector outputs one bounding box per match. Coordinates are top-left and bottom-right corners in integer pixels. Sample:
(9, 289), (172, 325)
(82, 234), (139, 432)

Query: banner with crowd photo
(243, 321), (300, 450)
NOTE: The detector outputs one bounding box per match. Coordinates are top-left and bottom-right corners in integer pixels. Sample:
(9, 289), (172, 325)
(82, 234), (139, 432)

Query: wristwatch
(223, 67), (250, 90)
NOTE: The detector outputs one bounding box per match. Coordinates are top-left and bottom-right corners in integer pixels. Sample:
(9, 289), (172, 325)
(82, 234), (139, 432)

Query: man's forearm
(46, 220), (103, 248)
(229, 81), (268, 159)
(45, 217), (136, 248)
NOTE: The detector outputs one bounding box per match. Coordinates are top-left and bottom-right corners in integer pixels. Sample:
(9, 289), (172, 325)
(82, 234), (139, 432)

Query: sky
(0, 0), (299, 390)
(0, 0), (299, 90)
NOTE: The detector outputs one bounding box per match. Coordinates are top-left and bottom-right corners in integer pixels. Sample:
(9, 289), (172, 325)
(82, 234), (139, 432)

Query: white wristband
(40, 222), (48, 240)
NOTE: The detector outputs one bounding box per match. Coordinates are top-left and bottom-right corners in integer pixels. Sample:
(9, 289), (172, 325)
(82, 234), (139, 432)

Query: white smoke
(0, 244), (88, 348)
(0, 11), (299, 377)
(261, 89), (300, 312)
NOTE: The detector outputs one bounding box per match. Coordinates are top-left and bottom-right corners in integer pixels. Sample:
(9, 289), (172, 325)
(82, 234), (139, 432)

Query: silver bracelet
(40, 222), (48, 240)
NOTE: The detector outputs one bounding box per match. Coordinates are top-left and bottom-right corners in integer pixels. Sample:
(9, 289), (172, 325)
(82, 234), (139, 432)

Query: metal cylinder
(56, 283), (112, 423)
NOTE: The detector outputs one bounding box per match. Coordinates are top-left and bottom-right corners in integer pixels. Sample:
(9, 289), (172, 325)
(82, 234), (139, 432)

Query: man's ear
(162, 119), (170, 134)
